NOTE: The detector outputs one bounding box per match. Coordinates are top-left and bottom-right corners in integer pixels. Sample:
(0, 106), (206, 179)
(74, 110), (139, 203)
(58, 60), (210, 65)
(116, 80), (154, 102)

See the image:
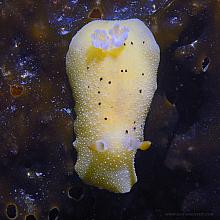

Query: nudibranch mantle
(66, 18), (160, 193)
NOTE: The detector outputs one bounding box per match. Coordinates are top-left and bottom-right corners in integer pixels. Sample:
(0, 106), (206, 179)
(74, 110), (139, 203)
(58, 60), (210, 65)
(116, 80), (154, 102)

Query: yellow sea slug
(66, 18), (160, 193)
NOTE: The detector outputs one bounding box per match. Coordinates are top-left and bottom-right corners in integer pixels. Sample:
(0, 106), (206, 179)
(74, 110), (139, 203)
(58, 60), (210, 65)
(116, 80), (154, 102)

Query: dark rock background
(0, 0), (219, 219)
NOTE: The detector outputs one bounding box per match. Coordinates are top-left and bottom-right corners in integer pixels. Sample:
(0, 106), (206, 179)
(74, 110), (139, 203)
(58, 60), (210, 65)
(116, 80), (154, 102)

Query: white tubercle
(91, 23), (129, 50)
(95, 139), (108, 152)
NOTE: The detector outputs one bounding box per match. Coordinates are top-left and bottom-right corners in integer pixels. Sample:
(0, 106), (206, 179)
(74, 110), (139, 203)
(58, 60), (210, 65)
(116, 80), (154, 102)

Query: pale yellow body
(66, 19), (160, 193)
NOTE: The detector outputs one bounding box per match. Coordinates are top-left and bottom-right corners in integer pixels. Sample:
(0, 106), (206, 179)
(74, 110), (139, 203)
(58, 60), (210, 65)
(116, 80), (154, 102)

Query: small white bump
(95, 139), (108, 152)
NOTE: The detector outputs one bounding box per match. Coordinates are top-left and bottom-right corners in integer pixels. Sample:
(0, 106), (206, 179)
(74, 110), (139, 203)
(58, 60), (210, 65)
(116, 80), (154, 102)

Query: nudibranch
(66, 18), (160, 193)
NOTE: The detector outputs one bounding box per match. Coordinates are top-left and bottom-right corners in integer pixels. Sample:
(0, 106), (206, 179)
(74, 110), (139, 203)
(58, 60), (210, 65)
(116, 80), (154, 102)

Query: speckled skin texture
(66, 19), (160, 193)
